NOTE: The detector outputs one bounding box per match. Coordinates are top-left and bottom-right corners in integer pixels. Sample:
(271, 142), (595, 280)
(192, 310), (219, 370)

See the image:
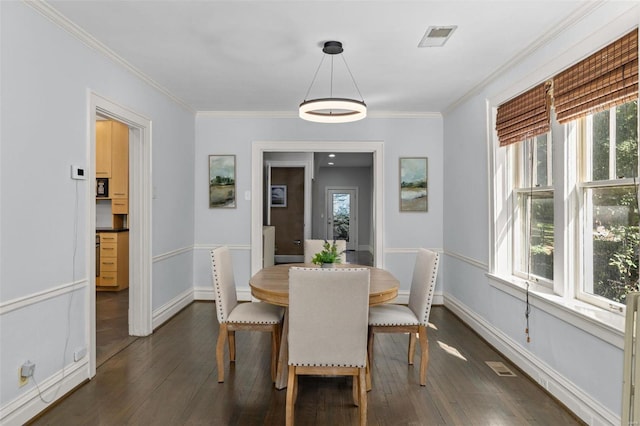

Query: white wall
(0, 2), (195, 423)
(443, 3), (639, 424)
(193, 115), (444, 300)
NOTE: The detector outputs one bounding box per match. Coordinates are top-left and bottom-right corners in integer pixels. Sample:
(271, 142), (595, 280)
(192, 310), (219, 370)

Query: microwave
(96, 178), (109, 197)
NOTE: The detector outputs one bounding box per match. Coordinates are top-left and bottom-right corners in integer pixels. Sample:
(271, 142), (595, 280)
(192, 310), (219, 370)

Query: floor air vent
(485, 361), (516, 377)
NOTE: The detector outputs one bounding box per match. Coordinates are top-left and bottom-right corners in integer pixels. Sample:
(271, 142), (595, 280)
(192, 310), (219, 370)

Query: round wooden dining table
(249, 263), (400, 389)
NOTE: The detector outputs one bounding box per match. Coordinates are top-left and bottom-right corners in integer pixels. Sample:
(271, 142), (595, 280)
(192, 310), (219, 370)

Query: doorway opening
(251, 141), (384, 275)
(89, 92), (152, 377)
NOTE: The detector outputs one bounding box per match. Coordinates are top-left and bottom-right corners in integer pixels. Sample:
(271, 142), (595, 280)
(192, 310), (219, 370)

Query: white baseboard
(444, 293), (618, 426)
(387, 291), (443, 306)
(194, 286), (252, 302)
(0, 359), (89, 426)
(152, 288), (194, 330)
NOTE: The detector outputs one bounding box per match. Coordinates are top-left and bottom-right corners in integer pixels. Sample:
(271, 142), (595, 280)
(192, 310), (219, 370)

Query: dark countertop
(96, 228), (129, 233)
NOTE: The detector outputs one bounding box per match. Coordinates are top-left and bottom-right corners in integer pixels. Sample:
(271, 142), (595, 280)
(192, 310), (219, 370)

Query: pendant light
(299, 41), (367, 123)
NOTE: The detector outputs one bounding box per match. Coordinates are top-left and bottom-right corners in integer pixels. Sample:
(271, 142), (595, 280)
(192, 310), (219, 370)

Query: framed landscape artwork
(209, 155), (236, 208)
(399, 157), (428, 212)
(270, 184), (287, 208)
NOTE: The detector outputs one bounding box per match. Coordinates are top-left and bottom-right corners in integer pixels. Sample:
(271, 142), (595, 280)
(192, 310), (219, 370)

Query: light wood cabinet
(96, 121), (112, 178)
(111, 199), (128, 215)
(110, 121), (129, 202)
(95, 119), (128, 214)
(97, 231), (129, 291)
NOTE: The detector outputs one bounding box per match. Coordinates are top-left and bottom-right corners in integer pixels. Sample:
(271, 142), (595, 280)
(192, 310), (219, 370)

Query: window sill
(486, 273), (625, 349)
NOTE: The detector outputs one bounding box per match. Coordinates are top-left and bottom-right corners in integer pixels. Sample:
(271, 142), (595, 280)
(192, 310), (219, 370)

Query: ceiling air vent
(418, 25), (457, 48)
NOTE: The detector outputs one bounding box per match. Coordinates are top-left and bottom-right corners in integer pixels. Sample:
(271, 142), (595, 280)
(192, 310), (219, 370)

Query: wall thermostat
(71, 165), (86, 180)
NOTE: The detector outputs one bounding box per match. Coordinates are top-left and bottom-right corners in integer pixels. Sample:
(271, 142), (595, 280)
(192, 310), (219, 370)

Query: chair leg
(228, 330), (236, 362)
(367, 327), (374, 366)
(270, 325), (279, 382)
(365, 352), (372, 392)
(352, 375), (359, 406)
(418, 325), (429, 386)
(216, 324), (228, 383)
(358, 368), (367, 426)
(408, 331), (417, 365)
(286, 367), (296, 426)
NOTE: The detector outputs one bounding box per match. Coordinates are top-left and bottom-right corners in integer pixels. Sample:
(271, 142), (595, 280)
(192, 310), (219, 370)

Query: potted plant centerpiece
(311, 240), (342, 268)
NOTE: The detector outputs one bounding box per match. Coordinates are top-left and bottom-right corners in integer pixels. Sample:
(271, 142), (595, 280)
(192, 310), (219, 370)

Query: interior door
(271, 167), (305, 261)
(326, 188), (357, 251)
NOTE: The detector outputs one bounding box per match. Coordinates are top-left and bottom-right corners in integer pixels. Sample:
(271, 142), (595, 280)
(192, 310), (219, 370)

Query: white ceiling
(45, 0), (602, 115)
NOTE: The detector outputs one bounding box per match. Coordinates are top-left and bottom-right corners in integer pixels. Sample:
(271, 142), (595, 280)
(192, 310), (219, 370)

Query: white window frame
(511, 135), (554, 288)
(576, 104), (640, 312)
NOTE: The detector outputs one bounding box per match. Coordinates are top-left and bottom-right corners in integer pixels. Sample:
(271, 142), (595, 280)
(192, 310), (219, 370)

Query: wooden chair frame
(216, 321), (281, 383)
(367, 324), (429, 386)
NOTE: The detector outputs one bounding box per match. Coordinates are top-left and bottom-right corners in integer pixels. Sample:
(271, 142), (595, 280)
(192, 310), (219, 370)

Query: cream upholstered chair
(286, 267), (370, 426)
(368, 248), (440, 386)
(303, 239), (347, 263)
(210, 246), (284, 383)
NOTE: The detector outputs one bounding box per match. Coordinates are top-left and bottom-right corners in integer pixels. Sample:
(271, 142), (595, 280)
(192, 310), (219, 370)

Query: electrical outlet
(18, 367), (29, 387)
(74, 347), (87, 362)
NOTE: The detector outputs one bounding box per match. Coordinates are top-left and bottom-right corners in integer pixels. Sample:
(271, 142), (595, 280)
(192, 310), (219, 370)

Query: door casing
(89, 92), (153, 378)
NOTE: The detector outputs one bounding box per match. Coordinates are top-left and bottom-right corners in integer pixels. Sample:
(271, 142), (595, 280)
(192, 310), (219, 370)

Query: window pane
(591, 110), (610, 181)
(615, 100), (638, 180)
(586, 186), (639, 304)
(332, 193), (350, 241)
(518, 191), (554, 280)
(536, 134), (550, 187)
(520, 134), (551, 188)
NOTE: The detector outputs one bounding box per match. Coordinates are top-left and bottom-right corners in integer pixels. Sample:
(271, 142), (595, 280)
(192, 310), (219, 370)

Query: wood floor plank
(29, 303), (584, 425)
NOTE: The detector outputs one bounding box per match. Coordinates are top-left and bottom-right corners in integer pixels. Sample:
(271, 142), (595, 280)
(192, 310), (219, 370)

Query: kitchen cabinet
(95, 119), (128, 214)
(110, 121), (129, 203)
(96, 121), (112, 178)
(97, 231), (129, 291)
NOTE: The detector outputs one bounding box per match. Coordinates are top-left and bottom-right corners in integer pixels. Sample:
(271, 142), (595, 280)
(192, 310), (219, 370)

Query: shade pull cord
(525, 139), (534, 343)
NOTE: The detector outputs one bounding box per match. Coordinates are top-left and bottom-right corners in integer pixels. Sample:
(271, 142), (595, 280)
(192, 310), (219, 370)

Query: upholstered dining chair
(286, 267), (370, 426)
(367, 248), (440, 386)
(303, 239), (347, 263)
(210, 246), (285, 383)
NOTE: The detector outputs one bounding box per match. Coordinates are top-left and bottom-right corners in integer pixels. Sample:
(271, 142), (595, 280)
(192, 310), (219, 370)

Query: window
(492, 30), (638, 325)
(513, 134), (554, 284)
(579, 100), (639, 309)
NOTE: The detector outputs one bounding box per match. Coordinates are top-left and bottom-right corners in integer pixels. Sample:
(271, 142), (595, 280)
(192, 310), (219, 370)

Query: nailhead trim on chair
(290, 362), (366, 368)
(420, 252), (440, 325)
(230, 318), (282, 325)
(210, 248), (228, 324)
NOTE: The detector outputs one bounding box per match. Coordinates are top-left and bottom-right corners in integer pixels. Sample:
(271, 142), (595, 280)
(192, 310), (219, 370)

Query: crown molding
(25, 0), (195, 114)
(443, 0), (607, 114)
(196, 110), (441, 119)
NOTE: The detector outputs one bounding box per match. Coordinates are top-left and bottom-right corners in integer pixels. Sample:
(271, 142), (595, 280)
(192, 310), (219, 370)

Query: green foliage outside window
(589, 100), (639, 304)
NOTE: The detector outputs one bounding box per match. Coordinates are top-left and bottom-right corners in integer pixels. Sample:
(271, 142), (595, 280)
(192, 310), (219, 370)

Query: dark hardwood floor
(31, 302), (583, 425)
(96, 289), (137, 367)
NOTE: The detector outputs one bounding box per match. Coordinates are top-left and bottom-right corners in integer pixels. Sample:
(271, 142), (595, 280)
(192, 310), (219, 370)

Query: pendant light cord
(302, 54), (327, 102)
(302, 49), (365, 103)
(339, 54), (365, 102)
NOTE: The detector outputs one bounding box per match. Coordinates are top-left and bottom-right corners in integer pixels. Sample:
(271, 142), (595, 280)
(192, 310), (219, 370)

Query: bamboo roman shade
(496, 82), (551, 147)
(554, 29), (638, 123)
